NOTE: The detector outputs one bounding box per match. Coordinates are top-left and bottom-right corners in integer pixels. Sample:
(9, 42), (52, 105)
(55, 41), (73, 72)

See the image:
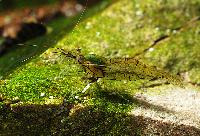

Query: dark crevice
(134, 16), (200, 57)
(188, 81), (200, 87)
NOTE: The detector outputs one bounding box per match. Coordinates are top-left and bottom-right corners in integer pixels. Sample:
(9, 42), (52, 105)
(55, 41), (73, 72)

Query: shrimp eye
(77, 55), (85, 64)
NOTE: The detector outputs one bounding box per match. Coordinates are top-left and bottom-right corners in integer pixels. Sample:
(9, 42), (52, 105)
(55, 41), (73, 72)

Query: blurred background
(0, 0), (100, 56)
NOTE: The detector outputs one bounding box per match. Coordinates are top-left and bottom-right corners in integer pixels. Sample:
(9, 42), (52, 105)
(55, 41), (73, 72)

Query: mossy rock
(0, 0), (200, 135)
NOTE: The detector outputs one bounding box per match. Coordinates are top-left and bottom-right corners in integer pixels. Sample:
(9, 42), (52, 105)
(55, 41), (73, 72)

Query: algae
(0, 0), (200, 135)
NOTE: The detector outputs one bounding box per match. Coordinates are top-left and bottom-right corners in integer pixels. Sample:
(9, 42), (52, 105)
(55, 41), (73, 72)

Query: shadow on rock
(0, 98), (200, 135)
(54, 106), (200, 135)
(96, 88), (175, 114)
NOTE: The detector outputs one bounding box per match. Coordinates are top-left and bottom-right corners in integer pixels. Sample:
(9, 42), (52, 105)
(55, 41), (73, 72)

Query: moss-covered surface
(0, 0), (200, 135)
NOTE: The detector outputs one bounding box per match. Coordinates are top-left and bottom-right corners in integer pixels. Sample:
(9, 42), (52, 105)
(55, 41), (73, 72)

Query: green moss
(0, 0), (200, 135)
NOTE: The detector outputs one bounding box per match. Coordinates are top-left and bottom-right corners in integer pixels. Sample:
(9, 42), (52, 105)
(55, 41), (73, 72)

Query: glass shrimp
(59, 48), (184, 92)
